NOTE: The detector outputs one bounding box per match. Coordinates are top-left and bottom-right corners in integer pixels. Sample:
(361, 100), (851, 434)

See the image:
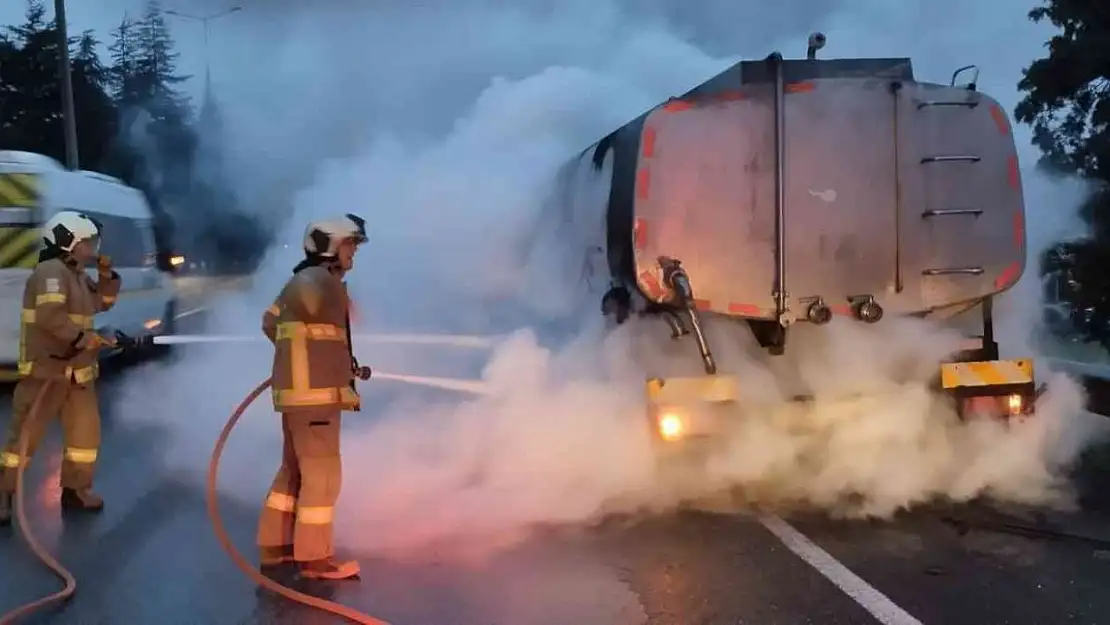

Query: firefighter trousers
(0, 378), (102, 493)
(256, 408), (343, 563)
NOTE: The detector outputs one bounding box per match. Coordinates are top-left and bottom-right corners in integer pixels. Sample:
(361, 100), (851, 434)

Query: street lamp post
(164, 6), (242, 75)
(54, 0), (79, 170)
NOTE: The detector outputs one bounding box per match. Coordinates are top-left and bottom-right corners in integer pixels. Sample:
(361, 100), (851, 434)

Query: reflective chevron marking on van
(0, 226), (41, 268)
(0, 173), (41, 208)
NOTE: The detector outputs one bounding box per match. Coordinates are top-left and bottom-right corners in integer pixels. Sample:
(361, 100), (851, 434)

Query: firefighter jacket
(19, 257), (122, 383)
(264, 264), (359, 413)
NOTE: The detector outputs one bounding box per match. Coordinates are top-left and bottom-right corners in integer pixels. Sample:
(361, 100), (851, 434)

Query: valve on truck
(658, 256), (717, 375)
(850, 295), (884, 324)
(801, 297), (833, 325)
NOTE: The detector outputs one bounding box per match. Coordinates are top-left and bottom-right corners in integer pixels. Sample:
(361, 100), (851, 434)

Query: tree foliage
(1017, 1), (1110, 345)
(0, 0), (267, 271)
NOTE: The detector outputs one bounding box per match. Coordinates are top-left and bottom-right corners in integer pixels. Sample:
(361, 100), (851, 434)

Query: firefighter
(256, 213), (371, 581)
(0, 211), (122, 526)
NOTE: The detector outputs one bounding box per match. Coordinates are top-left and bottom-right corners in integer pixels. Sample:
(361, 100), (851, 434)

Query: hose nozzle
(112, 330), (154, 350)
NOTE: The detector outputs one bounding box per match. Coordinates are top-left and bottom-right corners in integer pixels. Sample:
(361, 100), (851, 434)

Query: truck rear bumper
(645, 374), (741, 444)
(939, 358), (1040, 420)
(643, 355), (1041, 444)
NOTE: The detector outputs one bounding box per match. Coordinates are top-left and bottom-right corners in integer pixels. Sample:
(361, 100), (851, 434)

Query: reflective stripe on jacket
(19, 257), (121, 382)
(265, 265), (358, 412)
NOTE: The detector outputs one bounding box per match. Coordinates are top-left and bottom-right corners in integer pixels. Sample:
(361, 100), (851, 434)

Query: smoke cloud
(105, 0), (1101, 564)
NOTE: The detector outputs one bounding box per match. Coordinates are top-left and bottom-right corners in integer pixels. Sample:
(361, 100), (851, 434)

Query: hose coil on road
(0, 379), (389, 625)
(0, 380), (75, 625)
(207, 378), (390, 625)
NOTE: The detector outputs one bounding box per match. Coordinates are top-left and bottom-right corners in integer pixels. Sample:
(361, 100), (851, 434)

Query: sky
(0, 0), (848, 104)
(1, 1), (216, 101)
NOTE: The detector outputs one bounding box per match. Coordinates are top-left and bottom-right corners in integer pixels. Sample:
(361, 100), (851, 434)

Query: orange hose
(206, 378), (390, 625)
(0, 380), (77, 625)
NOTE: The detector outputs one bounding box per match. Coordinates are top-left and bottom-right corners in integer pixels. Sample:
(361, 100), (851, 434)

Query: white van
(0, 150), (179, 380)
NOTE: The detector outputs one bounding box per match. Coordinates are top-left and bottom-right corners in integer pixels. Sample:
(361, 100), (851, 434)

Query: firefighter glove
(80, 332), (116, 350)
(97, 254), (114, 278)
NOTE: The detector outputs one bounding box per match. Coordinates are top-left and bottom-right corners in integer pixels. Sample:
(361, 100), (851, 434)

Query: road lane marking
(174, 307), (206, 320)
(759, 514), (924, 625)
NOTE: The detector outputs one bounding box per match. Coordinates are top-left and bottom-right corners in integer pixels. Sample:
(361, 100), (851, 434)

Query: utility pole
(164, 6), (243, 77)
(54, 0), (79, 170)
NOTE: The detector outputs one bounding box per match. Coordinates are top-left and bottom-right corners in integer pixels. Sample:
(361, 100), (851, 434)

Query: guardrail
(1048, 358), (1110, 416)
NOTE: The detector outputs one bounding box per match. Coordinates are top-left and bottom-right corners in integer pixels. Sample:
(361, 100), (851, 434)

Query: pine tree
(4, 0), (61, 156)
(0, 36), (21, 145)
(5, 0), (47, 45)
(74, 30), (107, 88)
(133, 0), (191, 124)
(107, 15), (141, 108)
(0, 0), (120, 170)
(70, 30), (118, 170)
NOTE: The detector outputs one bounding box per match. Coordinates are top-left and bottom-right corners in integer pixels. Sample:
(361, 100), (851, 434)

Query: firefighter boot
(298, 558), (361, 581)
(0, 493), (10, 527)
(259, 545), (295, 578)
(61, 488), (104, 514)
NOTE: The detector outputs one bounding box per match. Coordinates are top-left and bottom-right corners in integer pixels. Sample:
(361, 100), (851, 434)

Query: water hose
(207, 378), (391, 625)
(2, 361), (483, 623)
(154, 332), (496, 349)
(0, 380), (76, 625)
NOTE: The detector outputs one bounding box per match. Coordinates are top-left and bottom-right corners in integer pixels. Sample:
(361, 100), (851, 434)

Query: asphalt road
(4, 303), (1110, 624)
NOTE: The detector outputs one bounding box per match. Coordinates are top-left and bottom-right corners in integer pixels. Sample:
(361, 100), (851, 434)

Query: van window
(69, 210), (151, 268)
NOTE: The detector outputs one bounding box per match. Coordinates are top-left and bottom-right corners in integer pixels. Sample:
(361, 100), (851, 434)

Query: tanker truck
(543, 33), (1038, 450)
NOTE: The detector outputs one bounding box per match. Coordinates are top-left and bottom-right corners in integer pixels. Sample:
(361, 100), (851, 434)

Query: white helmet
(43, 211), (102, 253)
(302, 213), (367, 257)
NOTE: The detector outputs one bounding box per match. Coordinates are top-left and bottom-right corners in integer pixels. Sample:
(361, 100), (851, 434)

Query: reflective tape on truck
(940, 359), (1033, 389)
(645, 375), (741, 404)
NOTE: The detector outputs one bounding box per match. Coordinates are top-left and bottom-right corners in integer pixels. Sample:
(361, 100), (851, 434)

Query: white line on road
(174, 307), (206, 320)
(759, 514), (924, 625)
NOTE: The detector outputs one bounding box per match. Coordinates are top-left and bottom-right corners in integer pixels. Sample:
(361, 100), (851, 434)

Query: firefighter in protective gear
(0, 211), (121, 527)
(256, 213), (370, 581)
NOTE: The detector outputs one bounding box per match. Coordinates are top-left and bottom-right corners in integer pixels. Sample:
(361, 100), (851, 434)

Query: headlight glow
(657, 411), (686, 441)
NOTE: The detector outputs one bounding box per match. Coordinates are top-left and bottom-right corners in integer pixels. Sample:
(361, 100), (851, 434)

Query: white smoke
(105, 0), (1102, 564)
